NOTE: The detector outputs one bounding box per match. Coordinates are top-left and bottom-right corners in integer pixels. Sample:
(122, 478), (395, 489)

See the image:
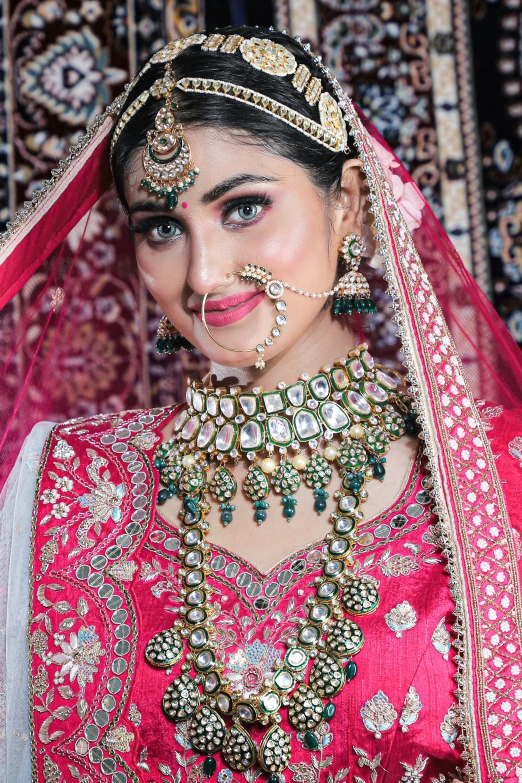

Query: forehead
(123, 126), (308, 202)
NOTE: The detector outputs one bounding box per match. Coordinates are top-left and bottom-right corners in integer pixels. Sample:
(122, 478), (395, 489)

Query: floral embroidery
(360, 691), (398, 739)
(137, 747), (150, 773)
(52, 438), (75, 460)
(353, 747), (383, 783)
(40, 488), (59, 504)
(51, 626), (105, 687)
(508, 436), (522, 467)
(108, 559), (139, 581)
(40, 540), (58, 570)
(31, 585), (106, 742)
(422, 524), (442, 548)
(399, 755), (428, 781)
(51, 502), (70, 519)
(399, 686), (422, 732)
(384, 600), (417, 638)
(430, 772), (466, 783)
(131, 431), (160, 451)
(225, 640), (279, 697)
(103, 724), (134, 752)
(376, 542), (441, 578)
(128, 703), (142, 726)
(33, 665), (49, 698)
(76, 456), (125, 548)
(43, 754), (62, 783)
(432, 619), (451, 660)
(476, 400), (503, 432)
(355, 538), (442, 582)
(28, 412), (464, 782)
(54, 476), (74, 491)
(440, 705), (460, 749)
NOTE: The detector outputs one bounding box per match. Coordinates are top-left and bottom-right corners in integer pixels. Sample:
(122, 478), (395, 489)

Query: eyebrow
(128, 173), (278, 216)
(201, 174), (278, 204)
(128, 199), (173, 216)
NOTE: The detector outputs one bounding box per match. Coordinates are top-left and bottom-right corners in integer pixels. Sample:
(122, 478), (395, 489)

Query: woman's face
(124, 127), (361, 369)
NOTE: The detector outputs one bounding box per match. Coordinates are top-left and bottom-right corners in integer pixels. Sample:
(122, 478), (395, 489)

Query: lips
(193, 291), (264, 327)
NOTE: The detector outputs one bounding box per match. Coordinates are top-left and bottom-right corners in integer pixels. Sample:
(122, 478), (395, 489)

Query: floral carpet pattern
(0, 0), (520, 467)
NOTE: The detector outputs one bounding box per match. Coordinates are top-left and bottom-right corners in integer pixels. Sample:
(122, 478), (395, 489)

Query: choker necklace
(148, 344), (416, 778)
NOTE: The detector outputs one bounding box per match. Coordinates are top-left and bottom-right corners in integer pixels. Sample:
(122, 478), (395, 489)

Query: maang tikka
(141, 63), (199, 209)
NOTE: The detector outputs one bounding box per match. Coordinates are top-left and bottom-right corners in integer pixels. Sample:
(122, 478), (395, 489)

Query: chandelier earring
(332, 233), (377, 316)
(156, 316), (195, 354)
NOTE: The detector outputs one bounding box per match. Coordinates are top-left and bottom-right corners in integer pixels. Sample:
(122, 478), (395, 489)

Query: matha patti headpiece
(111, 33), (350, 201)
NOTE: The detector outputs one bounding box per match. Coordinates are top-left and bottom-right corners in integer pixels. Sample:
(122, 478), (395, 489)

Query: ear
(331, 158), (366, 243)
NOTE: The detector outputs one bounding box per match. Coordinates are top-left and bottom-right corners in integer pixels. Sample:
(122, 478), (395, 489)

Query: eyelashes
(129, 193), (273, 244)
(221, 194), (272, 222)
(129, 216), (181, 241)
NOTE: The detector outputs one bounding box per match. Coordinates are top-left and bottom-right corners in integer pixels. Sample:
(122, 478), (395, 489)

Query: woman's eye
(227, 203), (262, 223)
(151, 221), (180, 241)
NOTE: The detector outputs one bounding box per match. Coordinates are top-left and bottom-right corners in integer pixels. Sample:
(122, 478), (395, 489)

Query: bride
(1, 26), (521, 783)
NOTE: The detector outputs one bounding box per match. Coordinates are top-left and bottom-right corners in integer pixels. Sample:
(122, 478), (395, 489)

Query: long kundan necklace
(147, 344), (416, 778)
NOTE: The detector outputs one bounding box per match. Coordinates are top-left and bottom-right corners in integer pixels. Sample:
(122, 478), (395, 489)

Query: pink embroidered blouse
(27, 408), (464, 783)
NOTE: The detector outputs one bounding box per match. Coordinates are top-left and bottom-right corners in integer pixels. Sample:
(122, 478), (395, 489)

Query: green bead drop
(323, 702), (336, 720)
(166, 191), (178, 209)
(345, 660), (357, 681)
(304, 732), (319, 751)
(157, 488), (169, 505)
(202, 756), (216, 778)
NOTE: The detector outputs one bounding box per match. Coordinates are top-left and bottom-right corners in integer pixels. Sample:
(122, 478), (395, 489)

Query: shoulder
(48, 405), (179, 452)
(36, 406), (179, 498)
(32, 406), (180, 568)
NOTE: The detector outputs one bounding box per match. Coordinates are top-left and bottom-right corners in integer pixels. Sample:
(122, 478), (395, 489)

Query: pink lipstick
(193, 291), (264, 327)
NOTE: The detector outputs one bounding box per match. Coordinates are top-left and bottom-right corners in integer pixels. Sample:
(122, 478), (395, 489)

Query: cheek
(135, 245), (185, 298)
(138, 266), (159, 291)
(254, 203), (333, 287)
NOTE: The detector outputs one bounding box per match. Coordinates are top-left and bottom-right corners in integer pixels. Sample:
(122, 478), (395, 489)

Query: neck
(208, 307), (358, 391)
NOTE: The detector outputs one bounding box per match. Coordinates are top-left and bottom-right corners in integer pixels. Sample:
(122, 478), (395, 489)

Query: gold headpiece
(111, 33), (349, 206)
(140, 66), (199, 208)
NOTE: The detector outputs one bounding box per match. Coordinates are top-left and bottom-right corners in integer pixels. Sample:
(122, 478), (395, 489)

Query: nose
(185, 227), (235, 298)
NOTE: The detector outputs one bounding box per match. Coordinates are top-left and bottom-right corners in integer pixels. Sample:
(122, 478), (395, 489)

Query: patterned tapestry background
(0, 0), (520, 427)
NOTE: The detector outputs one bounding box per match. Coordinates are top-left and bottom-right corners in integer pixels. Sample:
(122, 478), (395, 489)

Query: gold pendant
(288, 684), (323, 731)
(259, 724), (292, 773)
(189, 707), (226, 754)
(222, 724), (257, 771)
(145, 627), (183, 668)
(162, 674), (200, 721)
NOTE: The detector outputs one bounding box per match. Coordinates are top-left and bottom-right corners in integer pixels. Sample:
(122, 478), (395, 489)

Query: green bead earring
(332, 233), (377, 316)
(156, 315), (195, 354)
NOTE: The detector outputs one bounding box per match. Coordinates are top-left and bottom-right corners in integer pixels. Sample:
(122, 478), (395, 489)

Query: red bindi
(182, 202), (188, 209)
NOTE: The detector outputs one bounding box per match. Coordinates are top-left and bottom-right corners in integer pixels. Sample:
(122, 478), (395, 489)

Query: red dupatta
(1, 35), (522, 780)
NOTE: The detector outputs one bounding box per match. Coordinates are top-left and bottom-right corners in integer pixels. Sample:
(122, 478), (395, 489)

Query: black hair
(111, 26), (353, 211)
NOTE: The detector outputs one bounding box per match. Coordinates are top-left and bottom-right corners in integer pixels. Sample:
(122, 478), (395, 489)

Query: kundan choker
(146, 345), (417, 778)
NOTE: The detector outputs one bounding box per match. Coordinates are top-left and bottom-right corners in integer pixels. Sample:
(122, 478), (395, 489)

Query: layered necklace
(148, 344), (416, 778)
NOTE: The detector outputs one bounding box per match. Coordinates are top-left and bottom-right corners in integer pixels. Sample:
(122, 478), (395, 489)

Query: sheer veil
(1, 30), (522, 781)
